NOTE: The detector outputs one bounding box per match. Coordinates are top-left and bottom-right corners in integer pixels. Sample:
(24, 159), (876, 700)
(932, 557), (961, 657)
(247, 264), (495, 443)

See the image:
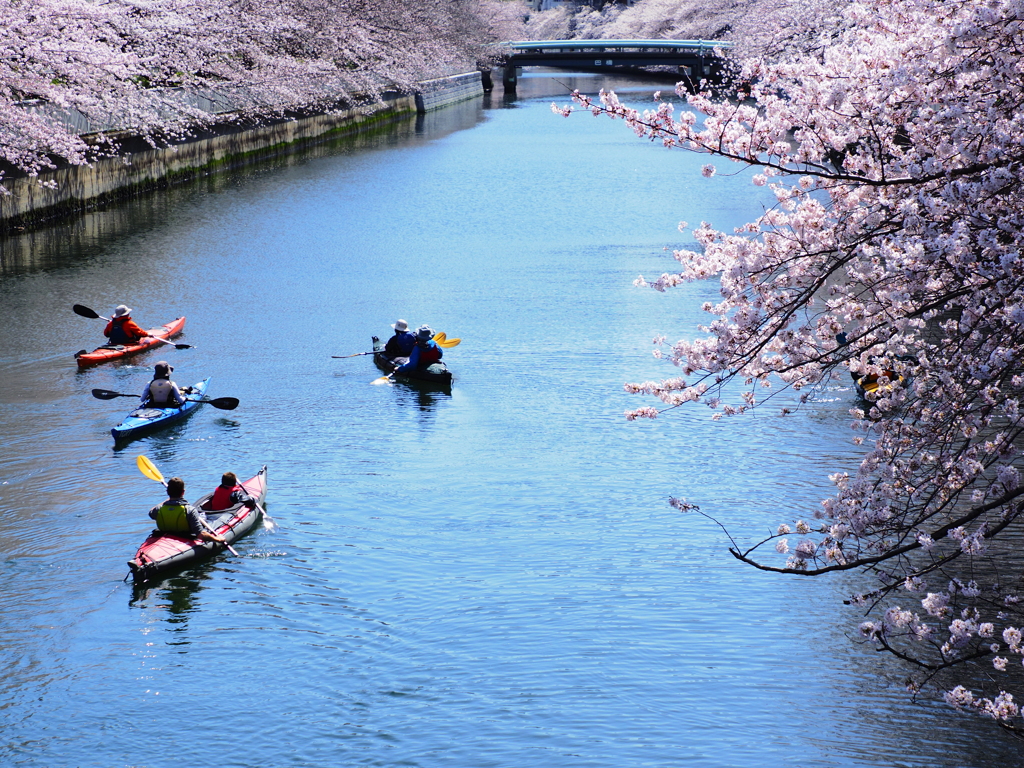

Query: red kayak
(75, 316), (186, 368)
(127, 466), (268, 584)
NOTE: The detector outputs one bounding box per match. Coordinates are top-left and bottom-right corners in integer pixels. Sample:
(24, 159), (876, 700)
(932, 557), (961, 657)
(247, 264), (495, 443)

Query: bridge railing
(507, 39), (733, 54)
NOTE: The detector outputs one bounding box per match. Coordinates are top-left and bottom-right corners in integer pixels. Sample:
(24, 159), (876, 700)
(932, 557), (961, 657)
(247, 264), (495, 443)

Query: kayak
(855, 372), (905, 400)
(75, 316), (186, 368)
(127, 466), (268, 584)
(372, 336), (453, 385)
(111, 377), (211, 442)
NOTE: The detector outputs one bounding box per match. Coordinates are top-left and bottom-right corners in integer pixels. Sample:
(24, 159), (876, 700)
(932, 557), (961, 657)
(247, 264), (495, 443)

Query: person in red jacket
(397, 325), (443, 373)
(104, 305), (150, 346)
(207, 472), (257, 512)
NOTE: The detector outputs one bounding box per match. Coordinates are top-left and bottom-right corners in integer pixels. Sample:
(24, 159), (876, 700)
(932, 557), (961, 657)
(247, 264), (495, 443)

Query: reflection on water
(0, 98), (486, 276)
(391, 379), (452, 412)
(129, 566), (213, 622)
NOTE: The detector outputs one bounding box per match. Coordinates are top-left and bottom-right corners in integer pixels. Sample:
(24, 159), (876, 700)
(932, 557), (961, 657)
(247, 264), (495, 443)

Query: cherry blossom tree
(558, 0), (1024, 733)
(0, 0), (526, 185)
(524, 0), (842, 57)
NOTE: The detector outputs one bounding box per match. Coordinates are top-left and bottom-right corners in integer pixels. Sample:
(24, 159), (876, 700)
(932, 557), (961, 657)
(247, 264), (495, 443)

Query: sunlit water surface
(0, 72), (1016, 767)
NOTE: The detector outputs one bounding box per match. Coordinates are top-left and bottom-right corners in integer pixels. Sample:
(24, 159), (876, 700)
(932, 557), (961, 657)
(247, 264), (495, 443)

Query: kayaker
(142, 361), (186, 408)
(103, 305), (150, 346)
(207, 472), (258, 512)
(397, 325), (443, 373)
(149, 477), (227, 544)
(384, 319), (416, 357)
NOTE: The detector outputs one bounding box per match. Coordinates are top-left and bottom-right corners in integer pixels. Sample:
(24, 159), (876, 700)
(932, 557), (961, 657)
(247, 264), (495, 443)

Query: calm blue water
(0, 71), (1017, 767)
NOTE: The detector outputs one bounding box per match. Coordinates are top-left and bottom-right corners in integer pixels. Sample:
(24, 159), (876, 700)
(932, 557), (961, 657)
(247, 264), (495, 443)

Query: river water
(0, 71), (1017, 767)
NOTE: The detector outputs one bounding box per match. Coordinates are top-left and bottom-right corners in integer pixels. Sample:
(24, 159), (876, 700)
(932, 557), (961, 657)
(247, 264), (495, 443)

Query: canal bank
(0, 71), (485, 234)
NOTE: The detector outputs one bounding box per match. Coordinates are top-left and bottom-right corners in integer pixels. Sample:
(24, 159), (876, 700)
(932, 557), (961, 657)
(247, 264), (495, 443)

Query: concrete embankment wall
(416, 72), (485, 112)
(1, 71), (485, 234)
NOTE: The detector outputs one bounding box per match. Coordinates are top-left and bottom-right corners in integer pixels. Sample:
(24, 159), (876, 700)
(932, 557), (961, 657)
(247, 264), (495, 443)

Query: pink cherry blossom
(0, 0), (527, 185)
(560, 0), (1024, 731)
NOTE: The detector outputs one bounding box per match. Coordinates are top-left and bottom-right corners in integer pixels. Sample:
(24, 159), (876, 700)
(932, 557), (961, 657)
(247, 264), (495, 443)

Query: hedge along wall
(0, 71), (485, 234)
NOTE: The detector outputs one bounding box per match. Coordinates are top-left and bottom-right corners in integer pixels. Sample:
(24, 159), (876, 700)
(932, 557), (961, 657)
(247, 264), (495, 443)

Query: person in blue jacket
(384, 319), (416, 357)
(397, 325), (442, 373)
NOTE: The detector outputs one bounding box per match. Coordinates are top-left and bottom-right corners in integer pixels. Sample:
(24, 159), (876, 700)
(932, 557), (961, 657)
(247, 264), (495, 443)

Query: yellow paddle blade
(370, 374), (393, 385)
(136, 455), (164, 483)
(432, 332), (447, 343)
(437, 337), (461, 348)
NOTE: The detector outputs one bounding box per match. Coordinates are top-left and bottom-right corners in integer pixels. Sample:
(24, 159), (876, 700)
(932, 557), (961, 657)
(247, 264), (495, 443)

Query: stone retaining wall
(415, 72), (486, 112)
(1, 71), (485, 233)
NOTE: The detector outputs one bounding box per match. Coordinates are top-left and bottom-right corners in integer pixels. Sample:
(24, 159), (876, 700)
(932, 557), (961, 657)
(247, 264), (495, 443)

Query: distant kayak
(111, 377), (210, 442)
(75, 316), (186, 368)
(372, 336), (453, 385)
(855, 372), (906, 400)
(127, 466), (268, 584)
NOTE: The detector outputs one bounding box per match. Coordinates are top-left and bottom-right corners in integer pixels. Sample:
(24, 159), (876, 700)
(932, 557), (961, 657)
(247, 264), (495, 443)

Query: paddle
(136, 455), (240, 556)
(332, 351), (376, 359)
(431, 332), (462, 348)
(371, 372), (394, 385)
(72, 304), (193, 350)
(91, 388), (240, 410)
(254, 498), (279, 533)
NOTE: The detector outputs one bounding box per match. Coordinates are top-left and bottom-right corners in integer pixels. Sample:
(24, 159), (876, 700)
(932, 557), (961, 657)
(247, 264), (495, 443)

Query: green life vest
(155, 500), (190, 533)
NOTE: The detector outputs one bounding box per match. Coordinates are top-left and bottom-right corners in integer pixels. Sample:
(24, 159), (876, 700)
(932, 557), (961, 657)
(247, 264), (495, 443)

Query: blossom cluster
(0, 0), (527, 185)
(561, 0), (1024, 731)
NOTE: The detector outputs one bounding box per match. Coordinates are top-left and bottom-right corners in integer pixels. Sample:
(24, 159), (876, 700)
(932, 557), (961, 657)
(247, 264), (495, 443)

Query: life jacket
(107, 317), (133, 345)
(210, 484), (241, 511)
(148, 379), (180, 407)
(418, 341), (442, 366)
(155, 500), (190, 533)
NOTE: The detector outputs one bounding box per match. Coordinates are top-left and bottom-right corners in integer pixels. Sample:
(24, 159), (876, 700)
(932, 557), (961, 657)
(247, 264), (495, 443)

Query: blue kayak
(111, 378), (211, 441)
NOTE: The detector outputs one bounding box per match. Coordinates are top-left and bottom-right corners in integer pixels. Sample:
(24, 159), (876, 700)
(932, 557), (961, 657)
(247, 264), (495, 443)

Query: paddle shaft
(201, 518), (240, 556)
(332, 351), (376, 358)
(93, 389), (238, 410)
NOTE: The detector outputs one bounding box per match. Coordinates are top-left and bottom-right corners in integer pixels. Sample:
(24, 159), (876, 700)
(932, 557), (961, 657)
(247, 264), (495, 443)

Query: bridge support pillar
(480, 67), (493, 92)
(502, 64), (518, 91)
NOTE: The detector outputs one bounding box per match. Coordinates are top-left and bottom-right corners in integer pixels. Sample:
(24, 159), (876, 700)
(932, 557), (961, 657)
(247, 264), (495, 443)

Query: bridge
(497, 39), (734, 89)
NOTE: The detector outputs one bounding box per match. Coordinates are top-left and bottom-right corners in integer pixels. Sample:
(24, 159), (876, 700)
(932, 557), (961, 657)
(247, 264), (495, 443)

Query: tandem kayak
(75, 316), (186, 368)
(127, 466), (268, 583)
(372, 336), (453, 385)
(111, 377), (211, 442)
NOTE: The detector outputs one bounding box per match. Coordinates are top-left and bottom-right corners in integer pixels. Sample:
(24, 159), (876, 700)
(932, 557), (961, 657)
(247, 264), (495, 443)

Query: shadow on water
(211, 416), (241, 430)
